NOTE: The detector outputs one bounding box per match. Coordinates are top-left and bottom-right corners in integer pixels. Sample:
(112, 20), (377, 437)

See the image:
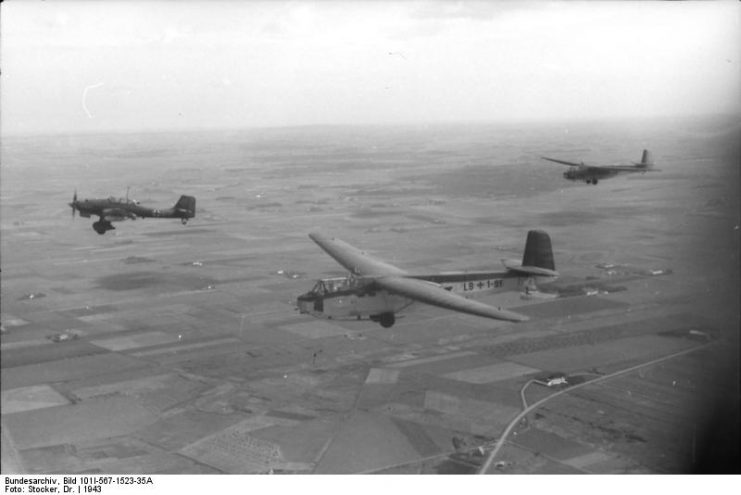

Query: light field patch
(74, 314), (127, 333)
(91, 331), (175, 351)
(1, 384), (70, 415)
(315, 411), (420, 474)
(1, 315), (29, 327)
(385, 350), (476, 369)
(3, 396), (158, 450)
(1, 340), (53, 351)
(508, 334), (698, 373)
(280, 320), (352, 339)
(77, 313), (121, 323)
(130, 337), (241, 357)
(443, 361), (539, 384)
(424, 391), (519, 422)
(365, 368), (400, 384)
(562, 451), (613, 470)
(179, 417), (288, 473)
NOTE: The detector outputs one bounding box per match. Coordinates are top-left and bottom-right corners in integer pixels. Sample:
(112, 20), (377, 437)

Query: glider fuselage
(297, 270), (546, 326)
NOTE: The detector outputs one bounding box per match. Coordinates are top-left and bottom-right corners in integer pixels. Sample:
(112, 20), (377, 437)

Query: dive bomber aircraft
(69, 191), (196, 234)
(540, 149), (658, 184)
(297, 230), (558, 328)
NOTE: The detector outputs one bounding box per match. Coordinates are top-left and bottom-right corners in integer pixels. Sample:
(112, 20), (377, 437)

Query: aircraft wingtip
(309, 232), (332, 244)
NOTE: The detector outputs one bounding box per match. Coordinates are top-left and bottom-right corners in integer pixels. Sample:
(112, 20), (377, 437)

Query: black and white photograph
(1, 0), (738, 483)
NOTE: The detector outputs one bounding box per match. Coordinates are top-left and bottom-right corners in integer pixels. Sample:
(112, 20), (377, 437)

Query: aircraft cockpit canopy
(308, 276), (360, 296)
(108, 196), (138, 205)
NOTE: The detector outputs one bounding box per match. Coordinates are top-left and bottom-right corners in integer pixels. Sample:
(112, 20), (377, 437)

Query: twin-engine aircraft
(541, 149), (658, 185)
(69, 191), (196, 234)
(297, 230), (558, 328)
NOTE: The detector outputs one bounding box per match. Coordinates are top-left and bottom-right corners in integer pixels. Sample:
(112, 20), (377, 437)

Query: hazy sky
(2, 0), (739, 134)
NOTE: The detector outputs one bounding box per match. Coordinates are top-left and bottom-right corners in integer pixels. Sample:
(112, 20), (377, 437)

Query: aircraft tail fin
(174, 195), (196, 218)
(522, 230), (555, 271)
(502, 230), (558, 277)
(639, 149), (653, 167)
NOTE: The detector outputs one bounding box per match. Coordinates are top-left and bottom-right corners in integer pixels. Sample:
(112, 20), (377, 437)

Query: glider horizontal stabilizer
(502, 260), (559, 278)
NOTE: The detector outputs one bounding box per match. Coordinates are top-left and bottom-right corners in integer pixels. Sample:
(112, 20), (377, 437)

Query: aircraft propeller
(70, 190), (77, 218)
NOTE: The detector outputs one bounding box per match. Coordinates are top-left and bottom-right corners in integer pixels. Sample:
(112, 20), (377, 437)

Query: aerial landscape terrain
(1, 115), (738, 474)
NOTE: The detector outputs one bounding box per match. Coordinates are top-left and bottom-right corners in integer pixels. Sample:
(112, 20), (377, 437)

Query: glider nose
(295, 292), (312, 313)
(296, 292), (323, 315)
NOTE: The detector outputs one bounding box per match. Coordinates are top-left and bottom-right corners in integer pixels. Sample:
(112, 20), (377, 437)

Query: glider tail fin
(522, 230), (555, 271)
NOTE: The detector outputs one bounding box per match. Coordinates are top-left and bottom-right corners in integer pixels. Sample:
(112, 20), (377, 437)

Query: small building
(534, 372), (568, 387)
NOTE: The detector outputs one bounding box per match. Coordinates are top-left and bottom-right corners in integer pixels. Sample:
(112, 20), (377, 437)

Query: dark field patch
(539, 205), (644, 226)
(416, 163), (571, 200)
(433, 456), (479, 474)
(481, 313), (710, 360)
(122, 256), (155, 264)
(266, 410), (316, 421)
(516, 296), (628, 319)
(1, 341), (109, 369)
(246, 202), (283, 210)
(512, 427), (592, 460)
(62, 304), (118, 318)
(392, 418), (441, 457)
(352, 208), (404, 218)
(95, 271), (217, 291)
(549, 282), (627, 297)
(51, 287), (75, 295)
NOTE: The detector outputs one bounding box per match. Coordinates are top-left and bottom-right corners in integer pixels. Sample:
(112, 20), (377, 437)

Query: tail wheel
(378, 312), (395, 328)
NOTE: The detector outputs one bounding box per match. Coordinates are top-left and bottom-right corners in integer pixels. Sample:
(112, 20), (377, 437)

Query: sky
(1, 0), (739, 135)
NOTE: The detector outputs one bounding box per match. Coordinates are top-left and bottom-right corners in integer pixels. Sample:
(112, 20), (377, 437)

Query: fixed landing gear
(586, 178), (599, 185)
(92, 220), (114, 235)
(181, 218), (188, 225)
(372, 312), (396, 328)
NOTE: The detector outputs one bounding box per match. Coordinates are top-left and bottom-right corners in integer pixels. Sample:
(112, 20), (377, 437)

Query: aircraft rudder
(522, 230), (555, 271)
(175, 195), (196, 217)
(641, 149), (653, 166)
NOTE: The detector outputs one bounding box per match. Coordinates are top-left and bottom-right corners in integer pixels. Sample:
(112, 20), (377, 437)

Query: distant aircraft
(540, 149), (658, 185)
(296, 230), (558, 328)
(69, 190), (196, 234)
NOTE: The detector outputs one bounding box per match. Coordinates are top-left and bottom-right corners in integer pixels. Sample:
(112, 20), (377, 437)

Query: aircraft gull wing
(309, 233), (407, 276)
(375, 276), (529, 323)
(102, 208), (134, 222)
(596, 165), (660, 172)
(540, 156), (586, 167)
